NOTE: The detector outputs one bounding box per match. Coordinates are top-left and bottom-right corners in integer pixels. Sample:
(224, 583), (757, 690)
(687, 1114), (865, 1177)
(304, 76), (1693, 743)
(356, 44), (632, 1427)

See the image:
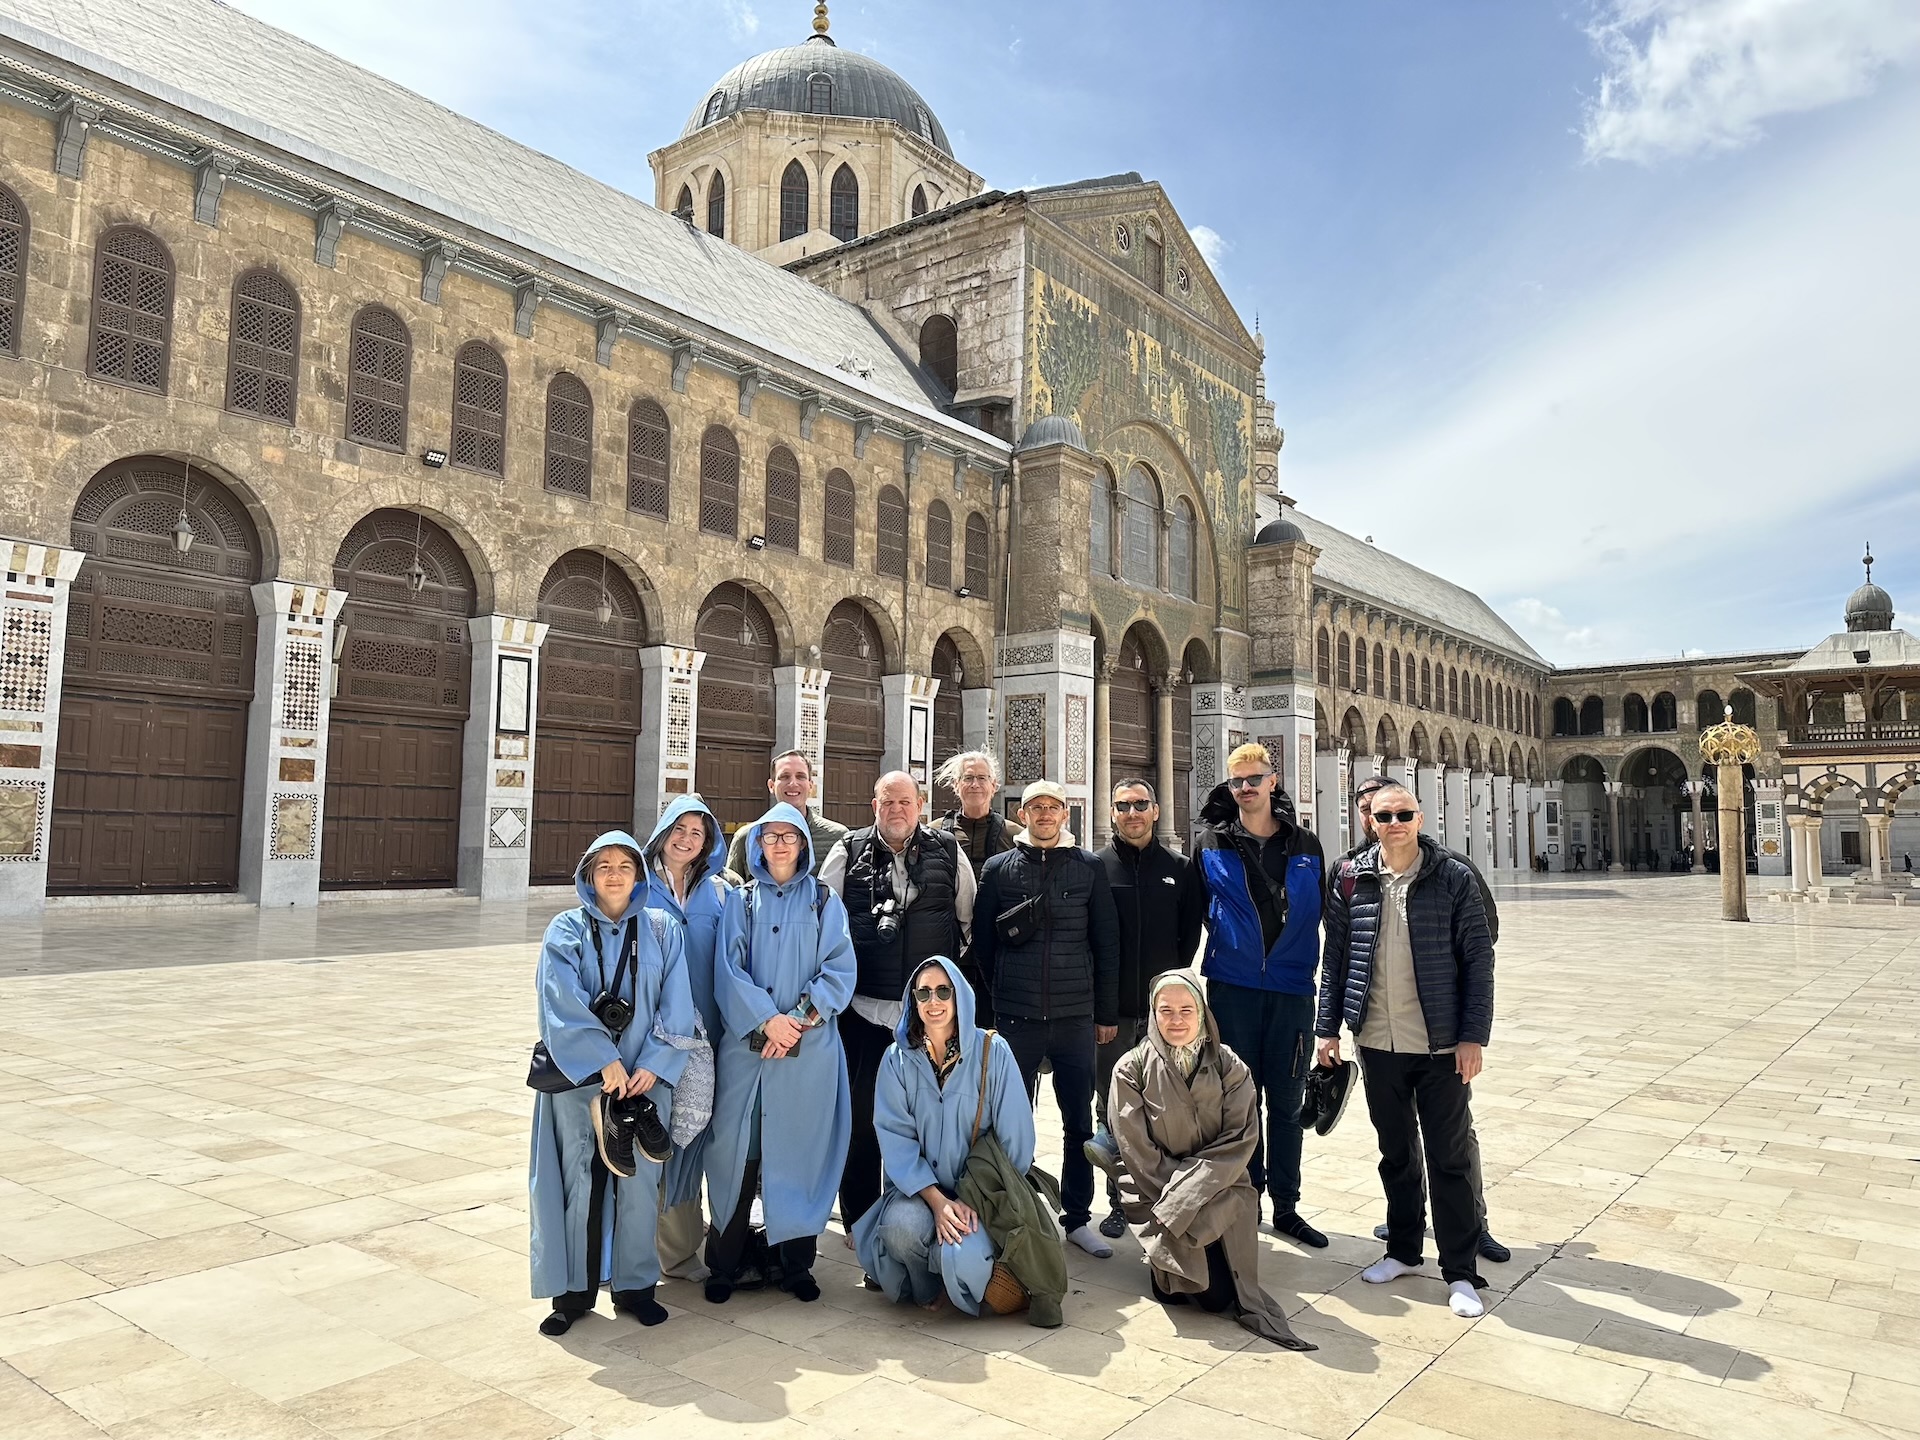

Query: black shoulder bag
(526, 911), (637, 1094)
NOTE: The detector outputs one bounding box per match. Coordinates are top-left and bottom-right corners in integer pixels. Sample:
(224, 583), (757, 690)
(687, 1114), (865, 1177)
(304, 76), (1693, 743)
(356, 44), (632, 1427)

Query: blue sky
(230, 0), (1920, 666)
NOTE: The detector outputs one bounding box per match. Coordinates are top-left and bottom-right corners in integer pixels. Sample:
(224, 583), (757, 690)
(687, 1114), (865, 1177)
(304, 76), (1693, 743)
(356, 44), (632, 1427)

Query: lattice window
(1355, 642), (1368, 696)
(925, 500), (952, 589)
(1143, 234), (1165, 294)
(1421, 659), (1433, 708)
(1316, 628), (1331, 686)
(1169, 498), (1196, 600)
(808, 71), (833, 114)
(1090, 468), (1112, 578)
(1121, 464), (1159, 588)
(674, 185), (693, 222)
(451, 341), (507, 476)
(707, 171), (726, 238)
(544, 372), (593, 497)
(1390, 650), (1402, 703)
(345, 305), (410, 450)
(1448, 668), (1459, 715)
(823, 469), (855, 567)
(703, 91), (725, 124)
(764, 445), (800, 552)
(914, 106), (933, 142)
(89, 226), (173, 392)
(964, 511), (988, 593)
(919, 314), (957, 393)
(1373, 644), (1386, 698)
(0, 184), (25, 357)
(699, 425), (740, 537)
(876, 485), (907, 578)
(627, 399), (670, 518)
(780, 161), (809, 242)
(1337, 634), (1351, 689)
(911, 185), (928, 218)
(830, 165), (859, 243)
(227, 269), (299, 424)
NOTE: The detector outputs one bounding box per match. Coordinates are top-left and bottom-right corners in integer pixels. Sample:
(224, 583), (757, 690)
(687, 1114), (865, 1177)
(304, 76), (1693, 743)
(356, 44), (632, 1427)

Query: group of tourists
(526, 737), (1500, 1343)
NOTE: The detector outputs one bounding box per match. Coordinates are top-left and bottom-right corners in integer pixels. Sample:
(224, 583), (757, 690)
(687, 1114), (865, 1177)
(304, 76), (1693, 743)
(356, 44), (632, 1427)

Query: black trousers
(1094, 1018), (1149, 1211)
(1151, 1239), (1236, 1314)
(551, 1150), (610, 1316)
(706, 1156), (818, 1284)
(1360, 1048), (1485, 1287)
(837, 1007), (896, 1230)
(1000, 1016), (1096, 1231)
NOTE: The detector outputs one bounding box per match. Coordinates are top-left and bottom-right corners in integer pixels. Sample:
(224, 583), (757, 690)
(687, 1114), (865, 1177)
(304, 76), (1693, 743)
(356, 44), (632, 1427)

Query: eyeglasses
(760, 832), (805, 848)
(957, 775), (995, 787)
(1226, 773), (1273, 791)
(912, 984), (954, 1003)
(1113, 799), (1154, 814)
(1371, 809), (1418, 825)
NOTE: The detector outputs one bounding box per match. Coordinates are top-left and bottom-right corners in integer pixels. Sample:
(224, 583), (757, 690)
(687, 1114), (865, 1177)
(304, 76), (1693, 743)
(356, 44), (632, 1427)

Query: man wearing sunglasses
(1190, 742), (1330, 1248)
(1318, 782), (1495, 1319)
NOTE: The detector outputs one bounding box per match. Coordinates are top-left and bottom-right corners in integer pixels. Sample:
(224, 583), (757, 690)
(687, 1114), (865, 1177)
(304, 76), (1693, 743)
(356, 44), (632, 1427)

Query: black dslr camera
(590, 990), (633, 1037)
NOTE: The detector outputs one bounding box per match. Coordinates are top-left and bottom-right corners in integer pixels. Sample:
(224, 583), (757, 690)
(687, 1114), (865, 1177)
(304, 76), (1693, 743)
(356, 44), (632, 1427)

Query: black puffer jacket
(971, 842), (1120, 1025)
(1341, 836), (1499, 946)
(1098, 836), (1205, 1019)
(1318, 834), (1494, 1050)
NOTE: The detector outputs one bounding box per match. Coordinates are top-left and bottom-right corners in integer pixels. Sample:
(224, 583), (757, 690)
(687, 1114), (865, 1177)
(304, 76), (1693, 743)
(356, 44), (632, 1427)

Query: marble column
(458, 615), (549, 900)
(636, 645), (705, 835)
(1314, 750), (1341, 856)
(1606, 783), (1626, 872)
(1414, 762), (1440, 821)
(773, 664), (833, 797)
(883, 672), (938, 803)
(1510, 780), (1531, 868)
(239, 580), (349, 907)
(1466, 771), (1490, 867)
(1154, 671), (1178, 848)
(1866, 812), (1890, 883)
(961, 686), (993, 755)
(1091, 657), (1115, 850)
(995, 630), (1095, 839)
(1687, 782), (1708, 872)
(1753, 782), (1787, 876)
(1244, 681), (1314, 837)
(0, 539), (86, 915)
(1536, 780), (1566, 871)
(1491, 774), (1513, 872)
(1442, 767), (1468, 855)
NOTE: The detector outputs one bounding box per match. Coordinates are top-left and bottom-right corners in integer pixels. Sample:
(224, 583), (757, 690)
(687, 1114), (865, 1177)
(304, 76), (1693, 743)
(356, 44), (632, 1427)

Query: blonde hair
(1226, 742), (1273, 772)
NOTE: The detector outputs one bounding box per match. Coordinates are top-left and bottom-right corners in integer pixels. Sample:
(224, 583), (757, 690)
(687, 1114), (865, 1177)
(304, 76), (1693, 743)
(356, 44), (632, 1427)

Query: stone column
(1807, 816), (1826, 887)
(774, 663), (832, 795)
(1314, 749), (1341, 856)
(1785, 814), (1806, 894)
(1491, 774), (1513, 873)
(884, 672), (939, 803)
(458, 616), (548, 900)
(1510, 779), (1531, 869)
(1091, 658), (1115, 850)
(1686, 782), (1708, 872)
(962, 686), (993, 756)
(1537, 780), (1566, 871)
(1466, 771), (1490, 867)
(1752, 782), (1787, 876)
(1154, 671), (1178, 848)
(1866, 811), (1890, 883)
(1717, 766), (1750, 918)
(0, 540), (86, 915)
(1606, 783), (1626, 872)
(636, 645), (705, 835)
(239, 580), (349, 907)
(995, 630), (1095, 839)
(1244, 682), (1312, 835)
(1442, 767), (1468, 855)
(1414, 762), (1440, 821)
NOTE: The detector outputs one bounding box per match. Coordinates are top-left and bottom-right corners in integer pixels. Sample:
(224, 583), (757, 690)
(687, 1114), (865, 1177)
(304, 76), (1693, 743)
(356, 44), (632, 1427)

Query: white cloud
(1583, 0), (1920, 162)
(1505, 599), (1604, 653)
(722, 1), (760, 43)
(1189, 225), (1230, 267)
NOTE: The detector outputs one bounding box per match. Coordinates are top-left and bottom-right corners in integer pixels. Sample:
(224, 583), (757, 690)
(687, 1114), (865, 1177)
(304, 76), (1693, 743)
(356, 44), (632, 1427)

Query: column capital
(3, 539), (85, 586)
(469, 614), (547, 648)
(251, 580), (349, 623)
(1097, 655), (1120, 682)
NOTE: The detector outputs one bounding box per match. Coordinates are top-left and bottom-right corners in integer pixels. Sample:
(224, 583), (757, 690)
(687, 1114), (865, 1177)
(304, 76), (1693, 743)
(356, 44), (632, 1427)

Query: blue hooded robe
(852, 956), (1035, 1312)
(704, 802), (857, 1246)
(527, 831), (698, 1299)
(642, 794), (734, 1209)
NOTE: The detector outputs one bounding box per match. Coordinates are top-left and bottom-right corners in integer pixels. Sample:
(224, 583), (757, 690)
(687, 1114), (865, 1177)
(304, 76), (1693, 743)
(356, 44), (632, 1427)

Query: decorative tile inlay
(1005, 694), (1046, 788)
(282, 637), (322, 731)
(1065, 693), (1088, 785)
(277, 757), (316, 783)
(0, 777), (44, 860)
(489, 805), (529, 848)
(1194, 690), (1217, 711)
(1, 604), (53, 715)
(799, 695), (824, 775)
(666, 680), (693, 765)
(1000, 642), (1055, 668)
(268, 793), (316, 860)
(495, 768), (526, 788)
(1252, 694), (1285, 712)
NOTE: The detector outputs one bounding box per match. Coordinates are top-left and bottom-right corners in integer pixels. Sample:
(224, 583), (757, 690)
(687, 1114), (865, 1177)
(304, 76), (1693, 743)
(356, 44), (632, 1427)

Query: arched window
(1170, 499), (1197, 600)
(702, 91), (725, 125)
(876, 485), (907, 578)
(964, 511), (989, 594)
(913, 105), (933, 142)
(543, 372), (593, 497)
(1580, 696), (1604, 735)
(829, 164), (859, 242)
(926, 500), (952, 588)
(1421, 658), (1433, 708)
(919, 314), (957, 393)
(1553, 697), (1577, 735)
(1121, 464), (1160, 588)
(1090, 467), (1113, 578)
(1337, 634), (1352, 690)
(1389, 650), (1402, 703)
(1448, 667), (1459, 715)
(1623, 693), (1649, 732)
(1372, 643), (1386, 698)
(1730, 689), (1757, 726)
(89, 225), (174, 392)
(1354, 642), (1368, 695)
(808, 71), (834, 114)
(345, 304), (410, 450)
(1316, 628), (1332, 686)
(911, 184), (928, 217)
(764, 445), (800, 552)
(707, 172), (726, 237)
(780, 161), (809, 242)
(1695, 689), (1723, 728)
(1651, 692), (1677, 732)
(823, 469), (856, 567)
(699, 426), (740, 536)
(0, 183), (28, 356)
(1143, 229), (1165, 295)
(227, 268), (300, 424)
(627, 399), (670, 518)
(450, 341), (507, 475)
(674, 185), (693, 222)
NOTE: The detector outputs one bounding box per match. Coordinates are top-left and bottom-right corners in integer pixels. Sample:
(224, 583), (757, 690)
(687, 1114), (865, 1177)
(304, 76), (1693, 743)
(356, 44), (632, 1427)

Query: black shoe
(704, 1278), (734, 1304)
(618, 1093), (672, 1165)
(1098, 1207), (1127, 1240)
(592, 1092), (638, 1179)
(1477, 1229), (1511, 1264)
(1299, 1060), (1358, 1136)
(613, 1285), (669, 1326)
(1373, 1223), (1390, 1242)
(783, 1270), (821, 1303)
(1272, 1211), (1329, 1248)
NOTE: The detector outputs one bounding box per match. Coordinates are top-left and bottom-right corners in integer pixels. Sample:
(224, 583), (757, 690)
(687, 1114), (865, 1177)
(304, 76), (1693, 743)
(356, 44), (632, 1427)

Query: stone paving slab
(1, 875), (1917, 1439)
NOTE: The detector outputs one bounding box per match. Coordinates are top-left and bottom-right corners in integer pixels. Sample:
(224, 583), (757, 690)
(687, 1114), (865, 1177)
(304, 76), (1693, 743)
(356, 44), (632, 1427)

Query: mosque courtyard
(0, 877), (1917, 1440)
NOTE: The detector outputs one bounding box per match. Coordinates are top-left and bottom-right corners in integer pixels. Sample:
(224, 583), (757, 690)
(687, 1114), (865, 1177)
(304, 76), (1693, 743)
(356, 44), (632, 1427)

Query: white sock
(1449, 1281), (1484, 1318)
(1067, 1224), (1113, 1259)
(1361, 1256), (1423, 1284)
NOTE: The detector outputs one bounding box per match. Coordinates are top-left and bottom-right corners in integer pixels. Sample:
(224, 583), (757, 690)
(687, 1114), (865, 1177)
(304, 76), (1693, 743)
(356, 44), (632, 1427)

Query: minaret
(1251, 329), (1289, 524)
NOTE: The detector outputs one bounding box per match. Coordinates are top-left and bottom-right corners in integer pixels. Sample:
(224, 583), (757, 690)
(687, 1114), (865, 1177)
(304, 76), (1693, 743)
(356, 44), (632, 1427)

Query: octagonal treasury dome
(682, 22), (953, 158)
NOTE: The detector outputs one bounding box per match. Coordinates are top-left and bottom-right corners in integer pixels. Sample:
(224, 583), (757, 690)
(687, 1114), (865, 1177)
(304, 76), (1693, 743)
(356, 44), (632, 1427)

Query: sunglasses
(912, 984), (954, 1003)
(1371, 809), (1418, 825)
(1113, 799), (1153, 813)
(1226, 773), (1272, 791)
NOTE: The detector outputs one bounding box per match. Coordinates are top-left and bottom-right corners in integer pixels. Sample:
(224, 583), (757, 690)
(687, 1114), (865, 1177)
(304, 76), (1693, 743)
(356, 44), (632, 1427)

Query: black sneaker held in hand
(1298, 1059), (1358, 1137)
(591, 1091), (639, 1178)
(620, 1092), (673, 1165)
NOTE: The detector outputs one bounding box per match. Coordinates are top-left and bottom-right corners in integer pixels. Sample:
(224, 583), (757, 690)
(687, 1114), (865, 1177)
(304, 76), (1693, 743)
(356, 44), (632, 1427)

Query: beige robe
(1109, 972), (1314, 1350)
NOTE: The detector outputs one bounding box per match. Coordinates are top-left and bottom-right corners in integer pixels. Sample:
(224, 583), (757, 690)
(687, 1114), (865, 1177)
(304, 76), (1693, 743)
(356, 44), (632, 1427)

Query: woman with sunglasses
(853, 956), (1038, 1315)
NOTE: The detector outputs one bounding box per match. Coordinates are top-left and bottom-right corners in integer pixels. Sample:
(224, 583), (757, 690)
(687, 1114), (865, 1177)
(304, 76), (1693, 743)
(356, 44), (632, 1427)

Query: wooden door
(1109, 633), (1157, 785)
(822, 601), (884, 827)
(320, 716), (462, 886)
(532, 732), (636, 882)
(694, 583), (775, 835)
(931, 635), (965, 816)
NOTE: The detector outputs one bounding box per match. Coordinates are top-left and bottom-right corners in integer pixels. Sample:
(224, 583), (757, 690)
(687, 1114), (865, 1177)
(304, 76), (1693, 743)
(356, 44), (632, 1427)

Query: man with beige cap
(969, 779), (1122, 1258)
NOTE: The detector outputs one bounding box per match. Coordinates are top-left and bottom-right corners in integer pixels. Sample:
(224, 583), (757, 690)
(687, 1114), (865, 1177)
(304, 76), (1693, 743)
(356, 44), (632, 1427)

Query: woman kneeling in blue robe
(703, 802), (857, 1303)
(528, 831), (698, 1335)
(853, 956), (1035, 1313)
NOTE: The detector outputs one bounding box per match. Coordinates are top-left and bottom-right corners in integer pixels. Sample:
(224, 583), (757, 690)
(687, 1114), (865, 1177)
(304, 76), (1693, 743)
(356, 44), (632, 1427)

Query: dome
(1015, 416), (1087, 454)
(1846, 581), (1894, 632)
(681, 21), (953, 158)
(1254, 517), (1306, 546)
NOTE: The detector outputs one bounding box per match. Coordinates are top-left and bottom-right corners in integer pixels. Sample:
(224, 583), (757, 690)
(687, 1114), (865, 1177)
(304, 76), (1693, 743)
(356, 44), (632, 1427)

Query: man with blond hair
(1190, 742), (1330, 1248)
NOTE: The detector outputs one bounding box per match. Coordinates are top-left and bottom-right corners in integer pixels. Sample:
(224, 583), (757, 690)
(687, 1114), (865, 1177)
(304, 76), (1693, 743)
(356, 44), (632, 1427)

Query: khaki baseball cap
(1020, 779), (1069, 807)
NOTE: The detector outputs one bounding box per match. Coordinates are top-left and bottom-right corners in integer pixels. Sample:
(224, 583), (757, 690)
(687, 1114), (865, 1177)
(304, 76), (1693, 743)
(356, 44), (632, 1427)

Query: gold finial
(813, 1), (830, 36)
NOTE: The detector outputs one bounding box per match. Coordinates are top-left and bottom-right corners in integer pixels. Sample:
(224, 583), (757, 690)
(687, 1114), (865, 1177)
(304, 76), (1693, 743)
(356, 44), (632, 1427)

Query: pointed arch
(829, 163), (860, 242)
(779, 160), (809, 241)
(706, 170), (726, 238)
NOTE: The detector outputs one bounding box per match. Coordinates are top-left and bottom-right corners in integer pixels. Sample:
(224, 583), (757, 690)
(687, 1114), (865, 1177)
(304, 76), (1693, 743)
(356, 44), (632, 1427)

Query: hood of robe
(1146, 968), (1220, 1061)
(644, 795), (726, 887)
(574, 830), (651, 922)
(740, 801), (816, 885)
(892, 954), (980, 1063)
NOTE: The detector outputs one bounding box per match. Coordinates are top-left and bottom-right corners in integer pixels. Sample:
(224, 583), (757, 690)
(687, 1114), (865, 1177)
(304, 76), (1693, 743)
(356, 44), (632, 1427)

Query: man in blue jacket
(1191, 742), (1329, 1248)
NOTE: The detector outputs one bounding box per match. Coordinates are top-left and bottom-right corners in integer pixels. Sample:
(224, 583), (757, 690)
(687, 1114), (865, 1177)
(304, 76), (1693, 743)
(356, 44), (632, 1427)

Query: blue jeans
(1208, 981), (1313, 1212)
(999, 1016), (1096, 1231)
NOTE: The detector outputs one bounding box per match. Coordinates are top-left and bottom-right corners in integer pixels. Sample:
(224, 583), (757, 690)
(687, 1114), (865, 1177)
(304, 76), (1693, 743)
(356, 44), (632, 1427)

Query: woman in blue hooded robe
(703, 801), (857, 1303)
(642, 794), (734, 1281)
(853, 956), (1034, 1313)
(528, 831), (698, 1335)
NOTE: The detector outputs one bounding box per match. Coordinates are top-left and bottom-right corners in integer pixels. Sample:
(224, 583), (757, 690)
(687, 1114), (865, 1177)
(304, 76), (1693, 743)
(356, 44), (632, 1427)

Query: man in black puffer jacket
(971, 779), (1121, 1259)
(1318, 780), (1494, 1320)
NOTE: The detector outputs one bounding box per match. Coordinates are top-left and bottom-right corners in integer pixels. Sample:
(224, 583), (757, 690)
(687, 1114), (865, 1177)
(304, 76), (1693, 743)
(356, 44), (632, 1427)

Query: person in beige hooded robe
(1108, 970), (1315, 1350)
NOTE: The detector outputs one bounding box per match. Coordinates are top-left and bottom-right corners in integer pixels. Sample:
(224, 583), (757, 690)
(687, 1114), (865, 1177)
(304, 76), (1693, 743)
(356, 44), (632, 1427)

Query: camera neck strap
(588, 908), (639, 1008)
